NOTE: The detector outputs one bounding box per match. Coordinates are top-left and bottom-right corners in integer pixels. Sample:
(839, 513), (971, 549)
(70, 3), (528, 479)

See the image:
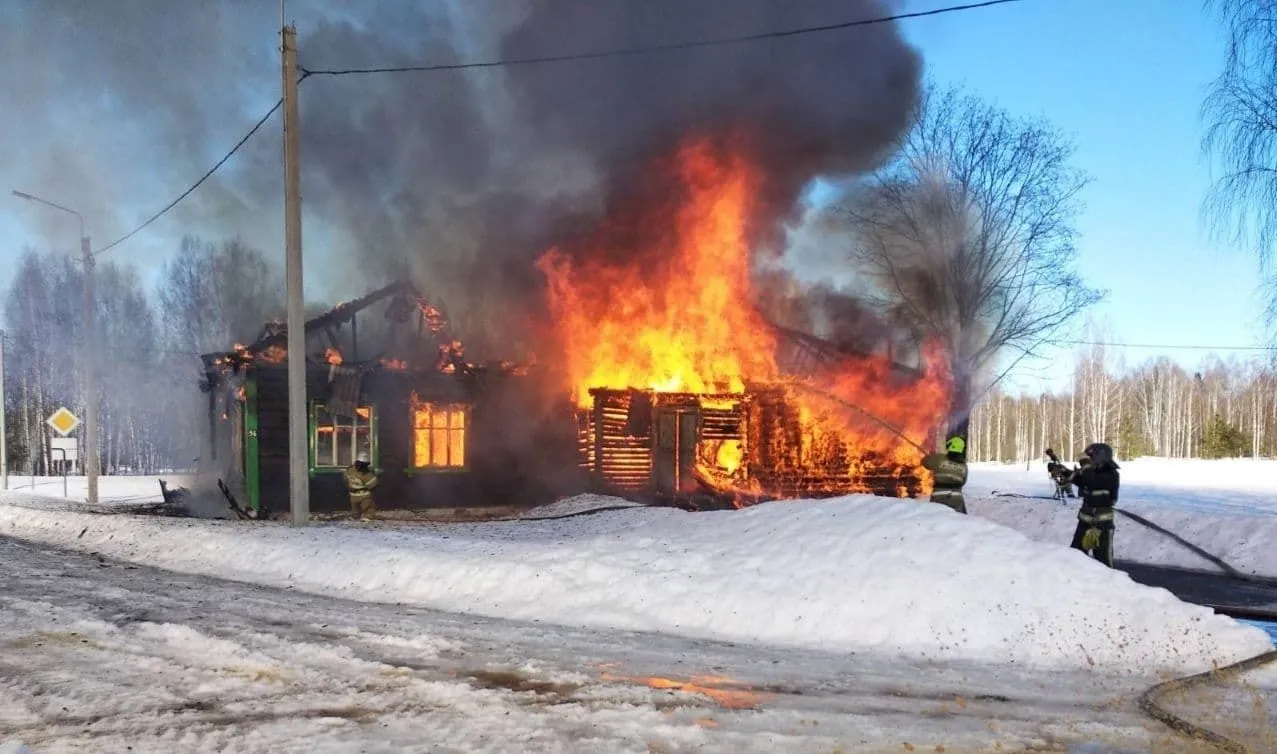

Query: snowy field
(967, 458), (1277, 579)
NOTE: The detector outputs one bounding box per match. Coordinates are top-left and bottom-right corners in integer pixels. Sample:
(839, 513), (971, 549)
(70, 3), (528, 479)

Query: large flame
(538, 134), (950, 494)
(537, 136), (777, 404)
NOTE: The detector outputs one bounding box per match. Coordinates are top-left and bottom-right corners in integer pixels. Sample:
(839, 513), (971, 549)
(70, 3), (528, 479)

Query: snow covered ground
(967, 458), (1277, 579)
(0, 535), (1244, 753)
(0, 481), (1267, 677)
(2, 466), (1276, 751)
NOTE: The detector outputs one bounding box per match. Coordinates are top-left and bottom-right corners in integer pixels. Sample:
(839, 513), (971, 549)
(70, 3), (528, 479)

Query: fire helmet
(945, 436), (966, 455)
(1082, 443), (1115, 467)
(356, 451), (370, 465)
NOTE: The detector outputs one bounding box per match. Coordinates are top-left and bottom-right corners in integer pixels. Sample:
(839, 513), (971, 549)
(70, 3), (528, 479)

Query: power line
(302, 0), (1024, 77)
(1059, 339), (1276, 352)
(86, 0), (1017, 257)
(92, 98), (285, 258)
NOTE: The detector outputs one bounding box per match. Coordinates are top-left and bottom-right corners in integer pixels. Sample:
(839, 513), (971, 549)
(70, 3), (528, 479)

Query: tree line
(2, 237), (284, 475)
(966, 342), (1277, 464)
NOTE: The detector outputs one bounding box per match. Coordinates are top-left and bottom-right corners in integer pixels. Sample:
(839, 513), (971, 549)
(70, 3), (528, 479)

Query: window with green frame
(309, 402), (377, 472)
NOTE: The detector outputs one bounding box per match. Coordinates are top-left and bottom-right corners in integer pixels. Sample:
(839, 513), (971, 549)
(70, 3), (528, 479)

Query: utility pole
(10, 190), (98, 504)
(82, 235), (98, 504)
(1, 330), (7, 491)
(281, 19), (309, 524)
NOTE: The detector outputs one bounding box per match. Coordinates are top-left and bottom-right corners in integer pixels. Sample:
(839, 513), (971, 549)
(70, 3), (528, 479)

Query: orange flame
(324, 347), (343, 365)
(537, 134), (950, 495)
(537, 137), (775, 405)
(258, 345), (287, 364)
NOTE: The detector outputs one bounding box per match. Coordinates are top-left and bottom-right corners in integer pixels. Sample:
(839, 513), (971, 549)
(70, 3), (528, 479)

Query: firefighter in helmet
(922, 435), (969, 514)
(1069, 442), (1120, 567)
(344, 451), (379, 521)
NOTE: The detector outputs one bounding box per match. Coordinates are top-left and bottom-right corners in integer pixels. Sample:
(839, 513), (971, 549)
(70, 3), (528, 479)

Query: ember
(540, 135), (950, 502)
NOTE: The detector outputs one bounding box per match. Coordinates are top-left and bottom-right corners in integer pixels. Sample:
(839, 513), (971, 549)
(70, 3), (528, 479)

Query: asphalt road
(0, 535), (1163, 753)
(1116, 560), (1277, 619)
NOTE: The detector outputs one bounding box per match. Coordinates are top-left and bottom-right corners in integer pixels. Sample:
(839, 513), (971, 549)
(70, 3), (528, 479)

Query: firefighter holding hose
(922, 435), (969, 514)
(1068, 443), (1120, 567)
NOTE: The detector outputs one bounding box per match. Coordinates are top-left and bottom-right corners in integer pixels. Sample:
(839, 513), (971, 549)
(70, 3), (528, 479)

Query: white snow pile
(967, 459), (1277, 578)
(1, 491), (1268, 675)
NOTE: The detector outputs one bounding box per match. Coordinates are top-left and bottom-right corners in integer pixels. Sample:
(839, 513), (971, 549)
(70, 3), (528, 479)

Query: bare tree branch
(837, 84), (1102, 435)
(1202, 0), (1277, 327)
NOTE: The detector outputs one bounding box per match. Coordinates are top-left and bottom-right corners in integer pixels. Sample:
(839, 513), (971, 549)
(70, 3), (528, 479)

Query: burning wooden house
(574, 324), (939, 506)
(538, 135), (952, 507)
(200, 281), (573, 516)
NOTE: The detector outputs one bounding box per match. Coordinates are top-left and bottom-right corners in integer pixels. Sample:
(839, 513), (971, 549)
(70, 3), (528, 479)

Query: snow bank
(968, 461), (1277, 577)
(0, 493), (1267, 675)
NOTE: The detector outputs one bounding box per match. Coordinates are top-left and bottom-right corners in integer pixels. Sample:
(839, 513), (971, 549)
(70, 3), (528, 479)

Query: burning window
(411, 400), (467, 469)
(310, 403), (375, 470)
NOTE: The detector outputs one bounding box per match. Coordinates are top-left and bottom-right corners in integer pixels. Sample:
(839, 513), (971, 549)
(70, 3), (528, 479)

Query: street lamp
(11, 189), (99, 505)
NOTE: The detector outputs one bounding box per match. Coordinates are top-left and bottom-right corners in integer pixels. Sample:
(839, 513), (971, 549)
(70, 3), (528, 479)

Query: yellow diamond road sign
(47, 407), (80, 437)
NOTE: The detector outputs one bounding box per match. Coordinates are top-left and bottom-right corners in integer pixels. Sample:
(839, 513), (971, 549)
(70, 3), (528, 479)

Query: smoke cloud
(4, 0), (921, 356)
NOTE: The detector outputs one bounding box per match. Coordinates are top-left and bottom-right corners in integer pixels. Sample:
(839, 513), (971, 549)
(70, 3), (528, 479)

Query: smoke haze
(3, 0), (921, 354)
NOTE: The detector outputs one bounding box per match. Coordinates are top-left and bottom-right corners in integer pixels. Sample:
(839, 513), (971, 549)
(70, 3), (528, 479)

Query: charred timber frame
(579, 385), (926, 502)
(580, 388), (750, 499)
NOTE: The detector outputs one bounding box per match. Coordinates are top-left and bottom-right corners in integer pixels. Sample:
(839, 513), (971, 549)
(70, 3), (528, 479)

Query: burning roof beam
(245, 280), (444, 355)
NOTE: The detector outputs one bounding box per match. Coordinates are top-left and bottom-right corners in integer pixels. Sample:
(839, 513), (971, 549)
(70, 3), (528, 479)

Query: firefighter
(344, 451), (379, 521)
(1068, 443), (1120, 567)
(922, 436), (969, 514)
(1044, 448), (1075, 499)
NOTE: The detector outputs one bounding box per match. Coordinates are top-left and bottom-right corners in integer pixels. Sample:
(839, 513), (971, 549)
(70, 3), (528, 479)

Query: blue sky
(899, 0), (1269, 393)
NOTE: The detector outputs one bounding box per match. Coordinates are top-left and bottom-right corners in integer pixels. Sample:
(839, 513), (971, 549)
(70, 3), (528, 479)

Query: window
(310, 403), (376, 470)
(412, 401), (468, 468)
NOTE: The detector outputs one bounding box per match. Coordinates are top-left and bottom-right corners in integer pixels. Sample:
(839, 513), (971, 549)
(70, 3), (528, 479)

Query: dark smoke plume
(4, 0), (920, 355)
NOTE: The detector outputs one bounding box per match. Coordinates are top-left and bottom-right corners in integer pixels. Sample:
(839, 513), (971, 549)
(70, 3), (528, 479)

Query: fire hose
(787, 381), (928, 454)
(1138, 648), (1277, 754)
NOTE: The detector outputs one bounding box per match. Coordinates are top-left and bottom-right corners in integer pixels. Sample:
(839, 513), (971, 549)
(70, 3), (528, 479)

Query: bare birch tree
(840, 85), (1102, 443)
(1203, 0), (1277, 323)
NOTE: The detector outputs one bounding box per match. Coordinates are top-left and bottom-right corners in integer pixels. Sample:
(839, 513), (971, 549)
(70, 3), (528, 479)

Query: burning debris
(542, 136), (951, 505)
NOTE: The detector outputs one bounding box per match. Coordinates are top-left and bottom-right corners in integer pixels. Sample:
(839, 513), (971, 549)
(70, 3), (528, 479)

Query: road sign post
(46, 408), (81, 500)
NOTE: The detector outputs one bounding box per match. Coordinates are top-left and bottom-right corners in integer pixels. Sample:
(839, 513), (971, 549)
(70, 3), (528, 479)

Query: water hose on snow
(1138, 648), (1277, 753)
(1113, 508), (1257, 583)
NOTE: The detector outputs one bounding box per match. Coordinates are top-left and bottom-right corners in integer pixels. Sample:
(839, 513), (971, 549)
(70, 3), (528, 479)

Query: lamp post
(11, 189), (99, 505)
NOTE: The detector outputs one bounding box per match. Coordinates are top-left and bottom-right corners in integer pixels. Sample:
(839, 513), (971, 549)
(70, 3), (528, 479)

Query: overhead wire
(85, 0), (1022, 257)
(301, 0), (1024, 77)
(92, 97), (285, 258)
(1057, 338), (1276, 352)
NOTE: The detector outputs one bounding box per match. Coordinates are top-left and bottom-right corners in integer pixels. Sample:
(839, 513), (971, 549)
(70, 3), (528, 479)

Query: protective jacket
(1069, 462), (1119, 567)
(344, 464), (379, 519)
(922, 452), (968, 514)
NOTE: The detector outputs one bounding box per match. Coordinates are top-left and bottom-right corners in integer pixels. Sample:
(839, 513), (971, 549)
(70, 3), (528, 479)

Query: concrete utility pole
(82, 235), (98, 504)
(1, 329), (7, 491)
(281, 19), (309, 524)
(10, 190), (98, 504)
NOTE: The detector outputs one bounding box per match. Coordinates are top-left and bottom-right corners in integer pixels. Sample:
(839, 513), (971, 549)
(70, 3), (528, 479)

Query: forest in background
(967, 341), (1273, 464)
(2, 237), (285, 474)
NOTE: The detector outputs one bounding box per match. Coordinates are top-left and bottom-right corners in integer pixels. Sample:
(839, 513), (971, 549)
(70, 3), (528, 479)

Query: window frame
(308, 401), (378, 475)
(410, 400), (470, 472)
